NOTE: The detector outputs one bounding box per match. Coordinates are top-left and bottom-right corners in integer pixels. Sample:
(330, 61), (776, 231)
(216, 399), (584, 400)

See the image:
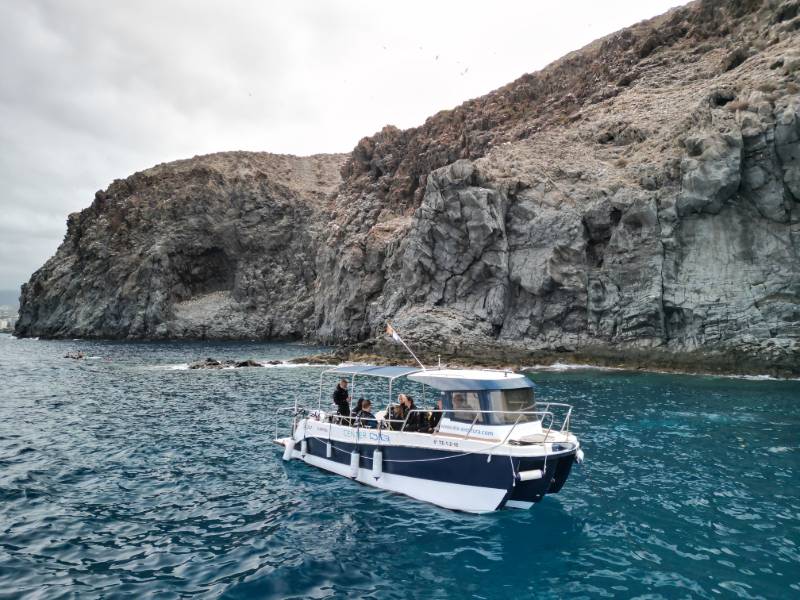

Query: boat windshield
(486, 388), (537, 424)
(451, 391), (485, 423)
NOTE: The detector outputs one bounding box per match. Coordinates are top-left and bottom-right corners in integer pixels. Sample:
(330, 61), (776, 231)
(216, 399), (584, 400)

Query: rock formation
(16, 0), (800, 375)
(16, 152), (346, 339)
(188, 358), (270, 369)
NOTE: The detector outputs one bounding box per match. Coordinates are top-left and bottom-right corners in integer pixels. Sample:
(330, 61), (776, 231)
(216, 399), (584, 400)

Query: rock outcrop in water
(188, 358), (273, 369)
(16, 0), (800, 375)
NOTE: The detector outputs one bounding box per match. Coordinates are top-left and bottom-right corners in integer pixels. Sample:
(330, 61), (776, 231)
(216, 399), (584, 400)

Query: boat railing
(537, 403), (573, 434)
(421, 404), (571, 433)
(272, 401), (307, 441)
(378, 404), (573, 441)
(274, 401), (574, 447)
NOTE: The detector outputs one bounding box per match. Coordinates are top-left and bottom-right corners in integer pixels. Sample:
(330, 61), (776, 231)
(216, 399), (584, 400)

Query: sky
(0, 0), (681, 294)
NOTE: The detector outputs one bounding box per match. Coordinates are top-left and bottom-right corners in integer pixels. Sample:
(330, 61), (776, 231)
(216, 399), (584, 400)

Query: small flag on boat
(385, 323), (425, 370)
(386, 323), (401, 343)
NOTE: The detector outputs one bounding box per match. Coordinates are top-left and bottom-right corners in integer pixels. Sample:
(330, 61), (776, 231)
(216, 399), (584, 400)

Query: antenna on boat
(385, 323), (426, 370)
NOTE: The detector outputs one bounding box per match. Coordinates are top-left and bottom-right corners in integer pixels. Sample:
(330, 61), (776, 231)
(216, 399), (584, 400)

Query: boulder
(189, 358), (223, 369)
(235, 359), (263, 368)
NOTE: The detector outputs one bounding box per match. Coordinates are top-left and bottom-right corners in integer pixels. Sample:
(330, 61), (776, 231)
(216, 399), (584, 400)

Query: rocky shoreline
(293, 341), (800, 379)
(14, 0), (800, 377)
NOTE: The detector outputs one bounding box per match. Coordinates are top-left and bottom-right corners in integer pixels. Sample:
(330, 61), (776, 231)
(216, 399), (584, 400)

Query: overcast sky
(0, 0), (680, 293)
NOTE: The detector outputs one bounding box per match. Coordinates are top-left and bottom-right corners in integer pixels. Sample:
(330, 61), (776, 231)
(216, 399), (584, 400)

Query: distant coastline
(0, 289), (19, 308)
(0, 293), (18, 333)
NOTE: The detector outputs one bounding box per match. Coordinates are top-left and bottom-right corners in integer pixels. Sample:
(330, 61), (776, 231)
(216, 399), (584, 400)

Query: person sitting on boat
(425, 398), (443, 433)
(400, 394), (423, 432)
(354, 399), (377, 428)
(332, 379), (351, 420)
(353, 397), (365, 416)
(385, 395), (405, 430)
(452, 393), (477, 422)
(392, 394), (409, 429)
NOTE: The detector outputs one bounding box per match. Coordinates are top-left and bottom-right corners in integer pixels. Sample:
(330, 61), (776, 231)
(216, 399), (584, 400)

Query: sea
(0, 334), (798, 599)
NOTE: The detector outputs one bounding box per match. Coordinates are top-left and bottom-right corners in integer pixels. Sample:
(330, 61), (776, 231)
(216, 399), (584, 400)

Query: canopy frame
(318, 365), (423, 411)
(408, 371), (535, 392)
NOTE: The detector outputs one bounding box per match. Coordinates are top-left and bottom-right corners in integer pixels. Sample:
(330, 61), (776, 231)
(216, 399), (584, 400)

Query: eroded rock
(678, 132), (742, 216)
(188, 358), (264, 369)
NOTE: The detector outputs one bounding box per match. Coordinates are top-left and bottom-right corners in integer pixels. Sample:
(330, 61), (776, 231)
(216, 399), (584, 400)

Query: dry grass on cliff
(134, 151), (347, 204)
(336, 0), (800, 216)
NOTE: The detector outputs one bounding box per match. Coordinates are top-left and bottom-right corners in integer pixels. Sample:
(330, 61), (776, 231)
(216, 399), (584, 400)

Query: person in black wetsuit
(332, 379), (351, 419)
(390, 394), (409, 430)
(354, 399), (377, 428)
(385, 398), (403, 431)
(426, 398), (443, 433)
(400, 395), (423, 432)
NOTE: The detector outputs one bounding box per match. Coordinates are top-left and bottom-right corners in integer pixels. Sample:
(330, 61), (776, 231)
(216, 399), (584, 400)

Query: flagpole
(387, 323), (426, 370)
(399, 337), (426, 371)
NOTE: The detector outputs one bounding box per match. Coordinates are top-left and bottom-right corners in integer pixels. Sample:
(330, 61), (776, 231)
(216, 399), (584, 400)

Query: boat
(273, 364), (583, 513)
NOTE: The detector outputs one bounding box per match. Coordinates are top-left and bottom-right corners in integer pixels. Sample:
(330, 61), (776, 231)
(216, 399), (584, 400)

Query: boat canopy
(408, 369), (535, 391)
(323, 365), (423, 380)
(318, 364), (426, 411)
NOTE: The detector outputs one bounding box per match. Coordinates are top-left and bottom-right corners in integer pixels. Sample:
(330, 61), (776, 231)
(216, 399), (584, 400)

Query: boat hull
(505, 452), (577, 508)
(279, 434), (577, 513)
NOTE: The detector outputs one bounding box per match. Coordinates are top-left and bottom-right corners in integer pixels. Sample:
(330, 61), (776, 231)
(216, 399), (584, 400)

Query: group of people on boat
(331, 378), (442, 433)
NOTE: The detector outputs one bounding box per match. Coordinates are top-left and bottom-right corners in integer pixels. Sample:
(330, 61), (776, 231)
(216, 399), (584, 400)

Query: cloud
(0, 0), (681, 290)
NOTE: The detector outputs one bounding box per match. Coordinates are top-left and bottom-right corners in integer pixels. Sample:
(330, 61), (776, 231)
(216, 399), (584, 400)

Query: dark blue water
(1, 334), (798, 599)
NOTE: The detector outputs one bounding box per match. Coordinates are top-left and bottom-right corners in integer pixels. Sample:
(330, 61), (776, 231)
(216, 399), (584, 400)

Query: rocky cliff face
(16, 152), (346, 339)
(17, 0), (800, 375)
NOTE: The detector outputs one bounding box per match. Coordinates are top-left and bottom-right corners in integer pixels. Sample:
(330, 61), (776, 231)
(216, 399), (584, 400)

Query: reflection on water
(0, 334), (798, 599)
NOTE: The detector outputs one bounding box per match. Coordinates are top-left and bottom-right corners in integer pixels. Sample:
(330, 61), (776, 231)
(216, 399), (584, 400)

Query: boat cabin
(408, 369), (537, 426)
(319, 365), (541, 434)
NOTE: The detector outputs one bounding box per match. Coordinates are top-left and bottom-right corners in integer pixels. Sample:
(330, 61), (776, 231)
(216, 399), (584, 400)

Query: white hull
(284, 444), (508, 513)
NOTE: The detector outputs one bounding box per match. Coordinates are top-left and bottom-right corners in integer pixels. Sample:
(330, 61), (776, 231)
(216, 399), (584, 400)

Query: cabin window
(449, 391), (484, 423)
(486, 388), (537, 424)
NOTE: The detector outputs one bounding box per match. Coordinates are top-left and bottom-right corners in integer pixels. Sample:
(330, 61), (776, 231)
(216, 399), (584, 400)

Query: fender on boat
(282, 439), (294, 461)
(349, 451), (360, 478)
(518, 469), (543, 481)
(372, 449), (383, 479)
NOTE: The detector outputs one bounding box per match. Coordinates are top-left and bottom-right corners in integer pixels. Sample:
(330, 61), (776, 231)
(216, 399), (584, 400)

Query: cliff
(17, 0), (800, 375)
(16, 152), (347, 339)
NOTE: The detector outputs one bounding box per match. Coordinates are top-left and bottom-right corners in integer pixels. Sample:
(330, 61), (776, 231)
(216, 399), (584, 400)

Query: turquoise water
(0, 334), (798, 599)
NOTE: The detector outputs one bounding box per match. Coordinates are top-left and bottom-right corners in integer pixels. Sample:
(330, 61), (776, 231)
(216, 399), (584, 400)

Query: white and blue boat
(275, 365), (583, 513)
